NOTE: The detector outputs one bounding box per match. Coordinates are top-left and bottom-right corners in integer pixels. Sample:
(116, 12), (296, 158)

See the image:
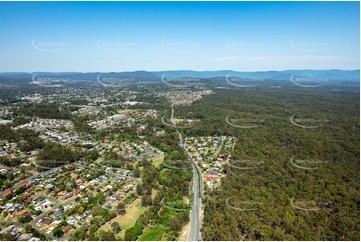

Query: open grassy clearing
(139, 226), (167, 241)
(97, 198), (146, 239)
(152, 155), (164, 168)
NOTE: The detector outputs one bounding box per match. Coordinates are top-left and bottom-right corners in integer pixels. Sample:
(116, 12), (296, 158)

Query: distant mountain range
(153, 69), (360, 81)
(0, 69), (359, 82)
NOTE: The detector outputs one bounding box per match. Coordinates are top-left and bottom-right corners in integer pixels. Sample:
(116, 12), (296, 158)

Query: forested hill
(0, 69), (359, 82)
(172, 87), (359, 241)
(153, 69), (360, 81)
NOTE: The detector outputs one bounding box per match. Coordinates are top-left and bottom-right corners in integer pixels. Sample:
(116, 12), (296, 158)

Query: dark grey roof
(54, 210), (64, 216)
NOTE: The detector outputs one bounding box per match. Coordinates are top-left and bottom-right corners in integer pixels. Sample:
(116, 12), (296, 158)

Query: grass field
(151, 188), (158, 200)
(139, 226), (167, 241)
(173, 118), (185, 125)
(98, 198), (146, 239)
(152, 155), (164, 168)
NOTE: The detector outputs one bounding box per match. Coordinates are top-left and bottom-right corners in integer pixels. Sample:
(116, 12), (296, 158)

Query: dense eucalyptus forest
(170, 87), (359, 241)
(0, 81), (358, 240)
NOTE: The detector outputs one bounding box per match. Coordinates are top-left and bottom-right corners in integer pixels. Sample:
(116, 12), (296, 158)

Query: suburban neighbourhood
(0, 85), (221, 241)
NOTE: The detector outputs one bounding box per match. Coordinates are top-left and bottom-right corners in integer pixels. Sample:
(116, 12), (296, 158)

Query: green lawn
(152, 156), (164, 168)
(98, 198), (146, 239)
(139, 226), (167, 241)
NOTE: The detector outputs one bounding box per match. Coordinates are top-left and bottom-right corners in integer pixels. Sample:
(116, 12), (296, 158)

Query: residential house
(54, 210), (64, 217)
(16, 210), (27, 216)
(1, 203), (13, 209)
(76, 178), (83, 185)
(25, 188), (33, 194)
(40, 200), (52, 208)
(62, 192), (73, 200)
(206, 169), (218, 175)
(57, 191), (65, 197)
(48, 223), (57, 229)
(18, 233), (31, 241)
(206, 176), (217, 181)
(62, 225), (71, 233)
(44, 184), (54, 189)
(79, 185), (87, 190)
(100, 187), (108, 193)
(39, 217), (52, 225)
(88, 180), (99, 186)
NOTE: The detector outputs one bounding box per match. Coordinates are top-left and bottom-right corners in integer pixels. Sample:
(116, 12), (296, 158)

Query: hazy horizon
(0, 68), (360, 74)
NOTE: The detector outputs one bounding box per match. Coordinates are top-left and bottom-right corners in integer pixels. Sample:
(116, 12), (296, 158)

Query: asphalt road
(188, 161), (201, 241)
(184, 137), (204, 199)
(0, 172), (42, 197)
(179, 132), (202, 241)
(171, 106), (174, 124)
(0, 219), (71, 241)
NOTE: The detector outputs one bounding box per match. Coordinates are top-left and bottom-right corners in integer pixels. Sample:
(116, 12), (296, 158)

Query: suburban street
(0, 219), (71, 241)
(0, 161), (140, 241)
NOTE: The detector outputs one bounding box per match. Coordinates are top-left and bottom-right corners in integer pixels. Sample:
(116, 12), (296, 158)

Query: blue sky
(0, 1), (359, 72)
